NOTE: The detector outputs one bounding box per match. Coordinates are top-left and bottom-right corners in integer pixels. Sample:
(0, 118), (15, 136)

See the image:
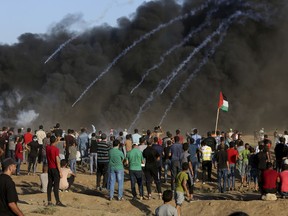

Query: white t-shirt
(132, 133), (142, 145)
(155, 204), (177, 216)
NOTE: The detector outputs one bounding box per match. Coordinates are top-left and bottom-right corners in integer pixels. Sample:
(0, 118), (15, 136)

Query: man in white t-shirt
(59, 160), (76, 191)
(132, 129), (142, 145)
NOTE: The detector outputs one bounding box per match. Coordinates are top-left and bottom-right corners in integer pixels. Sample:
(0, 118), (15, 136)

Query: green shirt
(109, 147), (124, 171)
(126, 148), (143, 171)
(241, 149), (250, 162)
(176, 171), (188, 193)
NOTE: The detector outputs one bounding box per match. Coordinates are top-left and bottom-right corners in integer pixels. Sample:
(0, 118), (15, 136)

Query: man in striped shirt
(96, 133), (111, 191)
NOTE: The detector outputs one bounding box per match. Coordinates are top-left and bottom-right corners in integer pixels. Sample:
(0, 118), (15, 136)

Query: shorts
(175, 191), (185, 206)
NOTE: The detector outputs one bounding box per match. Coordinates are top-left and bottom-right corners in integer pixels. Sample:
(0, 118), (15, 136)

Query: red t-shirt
(227, 148), (238, 164)
(15, 143), (23, 160)
(46, 145), (59, 169)
(24, 132), (33, 144)
(176, 135), (184, 144)
(262, 169), (279, 189)
(280, 171), (288, 192)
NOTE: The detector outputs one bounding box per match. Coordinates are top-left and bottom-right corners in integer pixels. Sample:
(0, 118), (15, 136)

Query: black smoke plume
(0, 0), (286, 133)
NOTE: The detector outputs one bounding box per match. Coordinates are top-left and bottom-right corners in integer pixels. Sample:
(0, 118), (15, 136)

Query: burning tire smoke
(0, 0), (286, 133)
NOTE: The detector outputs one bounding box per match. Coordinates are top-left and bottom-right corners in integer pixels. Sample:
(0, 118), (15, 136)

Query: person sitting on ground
(59, 159), (76, 192)
(175, 162), (190, 216)
(260, 162), (279, 195)
(155, 190), (178, 216)
(39, 164), (48, 193)
(279, 159), (288, 198)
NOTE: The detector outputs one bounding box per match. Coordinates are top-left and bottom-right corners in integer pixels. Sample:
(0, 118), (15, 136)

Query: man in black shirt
(274, 137), (286, 172)
(215, 144), (229, 193)
(143, 141), (162, 199)
(0, 158), (24, 216)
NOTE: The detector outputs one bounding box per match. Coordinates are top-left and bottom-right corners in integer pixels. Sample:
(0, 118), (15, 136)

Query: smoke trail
(72, 0), (212, 107)
(159, 34), (226, 125)
(128, 11), (243, 131)
(44, 34), (79, 64)
(160, 13), (244, 94)
(130, 6), (219, 94)
(158, 9), (267, 125)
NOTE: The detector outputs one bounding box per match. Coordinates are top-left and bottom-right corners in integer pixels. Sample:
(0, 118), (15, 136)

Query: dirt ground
(12, 135), (288, 216)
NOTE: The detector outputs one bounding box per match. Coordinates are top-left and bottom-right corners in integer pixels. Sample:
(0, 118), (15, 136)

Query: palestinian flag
(218, 92), (229, 112)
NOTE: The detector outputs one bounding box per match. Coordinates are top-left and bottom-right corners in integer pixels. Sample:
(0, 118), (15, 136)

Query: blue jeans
(70, 159), (76, 174)
(8, 150), (15, 159)
(192, 161), (199, 181)
(164, 159), (171, 181)
(228, 164), (236, 189)
(217, 168), (228, 193)
(42, 155), (48, 166)
(16, 158), (22, 174)
(90, 153), (97, 174)
(129, 170), (143, 197)
(109, 169), (124, 199)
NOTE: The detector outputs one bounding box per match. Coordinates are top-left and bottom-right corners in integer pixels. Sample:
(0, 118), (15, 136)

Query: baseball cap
(1, 158), (16, 170)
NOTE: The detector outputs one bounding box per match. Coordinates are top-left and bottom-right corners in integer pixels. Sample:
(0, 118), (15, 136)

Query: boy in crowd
(175, 162), (190, 216)
(155, 190), (178, 216)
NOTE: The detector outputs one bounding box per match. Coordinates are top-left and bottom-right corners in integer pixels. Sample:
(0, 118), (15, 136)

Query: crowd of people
(0, 124), (288, 216)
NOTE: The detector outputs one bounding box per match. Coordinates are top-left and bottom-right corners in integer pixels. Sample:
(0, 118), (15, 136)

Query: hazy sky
(0, 0), (150, 44)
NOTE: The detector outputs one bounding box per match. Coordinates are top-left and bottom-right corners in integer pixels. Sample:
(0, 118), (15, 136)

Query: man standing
(215, 144), (229, 193)
(23, 128), (33, 164)
(0, 158), (24, 215)
(96, 133), (110, 191)
(200, 140), (212, 184)
(89, 133), (98, 175)
(36, 125), (46, 164)
(126, 144), (144, 200)
(170, 136), (183, 191)
(143, 141), (162, 199)
(132, 129), (142, 145)
(77, 128), (89, 158)
(108, 140), (125, 201)
(227, 142), (238, 190)
(46, 136), (65, 207)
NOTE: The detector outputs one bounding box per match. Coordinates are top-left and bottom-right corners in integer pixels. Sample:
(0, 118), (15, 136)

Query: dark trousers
(47, 168), (60, 203)
(202, 160), (212, 182)
(28, 155), (37, 173)
(96, 162), (108, 188)
(129, 170), (144, 197)
(67, 175), (75, 190)
(38, 145), (43, 163)
(144, 166), (162, 194)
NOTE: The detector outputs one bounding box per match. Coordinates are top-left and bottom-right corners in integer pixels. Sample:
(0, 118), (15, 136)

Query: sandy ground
(12, 135), (288, 216)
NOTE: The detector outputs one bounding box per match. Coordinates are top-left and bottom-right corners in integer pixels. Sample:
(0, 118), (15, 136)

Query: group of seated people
(260, 159), (288, 199)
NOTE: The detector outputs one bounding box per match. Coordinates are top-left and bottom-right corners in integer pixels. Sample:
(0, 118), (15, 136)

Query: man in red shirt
(46, 136), (65, 207)
(23, 128), (33, 164)
(280, 160), (288, 198)
(261, 162), (279, 194)
(226, 142), (238, 190)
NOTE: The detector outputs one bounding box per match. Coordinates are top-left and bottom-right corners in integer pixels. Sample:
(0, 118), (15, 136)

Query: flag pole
(215, 107), (220, 133)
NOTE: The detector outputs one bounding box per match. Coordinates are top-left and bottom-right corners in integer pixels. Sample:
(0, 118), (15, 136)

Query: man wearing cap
(0, 158), (24, 216)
